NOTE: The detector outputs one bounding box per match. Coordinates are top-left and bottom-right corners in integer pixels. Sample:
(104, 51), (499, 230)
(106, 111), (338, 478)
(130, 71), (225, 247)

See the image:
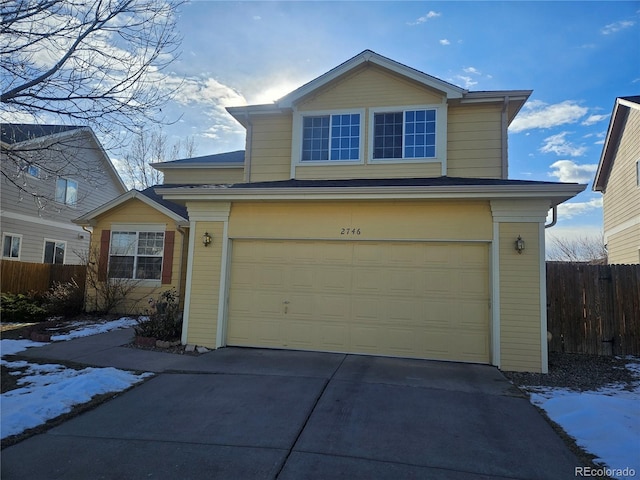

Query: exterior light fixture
(202, 232), (212, 247)
(515, 235), (525, 254)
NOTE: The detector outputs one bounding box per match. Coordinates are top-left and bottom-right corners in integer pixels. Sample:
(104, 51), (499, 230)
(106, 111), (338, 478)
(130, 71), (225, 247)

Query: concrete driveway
(2, 333), (581, 479)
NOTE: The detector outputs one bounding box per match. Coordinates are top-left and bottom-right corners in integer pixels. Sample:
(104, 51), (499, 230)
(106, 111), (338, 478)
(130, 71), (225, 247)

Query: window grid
(404, 110), (436, 158)
(302, 116), (330, 161)
(330, 114), (360, 160)
(373, 112), (403, 159)
(302, 113), (360, 162)
(109, 231), (164, 280)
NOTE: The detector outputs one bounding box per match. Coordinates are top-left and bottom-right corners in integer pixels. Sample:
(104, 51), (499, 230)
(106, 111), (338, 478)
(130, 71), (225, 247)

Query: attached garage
(227, 238), (490, 363)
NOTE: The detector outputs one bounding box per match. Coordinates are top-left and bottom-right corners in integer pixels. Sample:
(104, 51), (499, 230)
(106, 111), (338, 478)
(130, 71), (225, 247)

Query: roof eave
(593, 98), (632, 192)
(152, 162), (244, 171)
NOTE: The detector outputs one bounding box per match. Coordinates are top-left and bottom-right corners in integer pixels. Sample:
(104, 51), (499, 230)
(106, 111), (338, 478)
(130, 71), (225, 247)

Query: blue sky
(157, 1), (639, 242)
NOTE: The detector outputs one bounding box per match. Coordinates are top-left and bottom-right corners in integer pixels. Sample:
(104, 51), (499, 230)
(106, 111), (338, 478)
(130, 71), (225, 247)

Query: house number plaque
(340, 227), (361, 236)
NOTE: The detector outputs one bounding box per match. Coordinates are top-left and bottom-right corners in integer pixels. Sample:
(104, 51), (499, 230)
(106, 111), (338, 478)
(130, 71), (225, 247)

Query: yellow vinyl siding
(229, 200), (493, 241)
(248, 114), (292, 182)
(499, 222), (542, 372)
(295, 163), (442, 180)
(447, 104), (503, 178)
(297, 64), (444, 111)
(602, 108), (640, 264)
(86, 198), (185, 314)
(162, 168), (243, 185)
(183, 221), (225, 348)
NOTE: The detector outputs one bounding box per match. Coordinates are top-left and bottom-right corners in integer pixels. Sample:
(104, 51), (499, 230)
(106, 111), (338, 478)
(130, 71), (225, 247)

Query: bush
(135, 289), (182, 340)
(0, 292), (49, 322)
(43, 279), (84, 317)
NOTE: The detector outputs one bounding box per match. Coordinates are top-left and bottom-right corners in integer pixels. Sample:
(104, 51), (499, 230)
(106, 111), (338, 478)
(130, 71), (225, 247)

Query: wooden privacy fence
(0, 260), (87, 295)
(546, 262), (640, 356)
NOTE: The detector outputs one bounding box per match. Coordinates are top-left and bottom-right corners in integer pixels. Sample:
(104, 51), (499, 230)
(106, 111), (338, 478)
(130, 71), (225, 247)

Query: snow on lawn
(527, 358), (640, 480)
(1, 318), (153, 440)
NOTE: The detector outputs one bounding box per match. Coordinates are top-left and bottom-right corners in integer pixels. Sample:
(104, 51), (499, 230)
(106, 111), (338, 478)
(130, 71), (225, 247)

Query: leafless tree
(547, 233), (608, 264)
(120, 128), (197, 190)
(1, 0), (184, 206)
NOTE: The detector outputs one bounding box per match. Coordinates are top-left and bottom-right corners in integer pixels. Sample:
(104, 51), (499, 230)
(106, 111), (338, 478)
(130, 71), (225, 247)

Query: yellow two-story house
(78, 51), (585, 372)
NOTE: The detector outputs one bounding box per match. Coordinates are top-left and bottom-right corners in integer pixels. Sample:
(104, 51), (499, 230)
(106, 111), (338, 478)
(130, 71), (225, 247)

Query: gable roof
(1, 123), (127, 193)
(152, 150), (245, 170)
(1, 124), (84, 144)
(74, 186), (188, 227)
(593, 96), (640, 192)
(226, 50), (531, 127)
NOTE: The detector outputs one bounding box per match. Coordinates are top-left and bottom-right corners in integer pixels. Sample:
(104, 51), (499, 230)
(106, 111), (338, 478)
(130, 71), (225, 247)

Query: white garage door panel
(227, 240), (490, 363)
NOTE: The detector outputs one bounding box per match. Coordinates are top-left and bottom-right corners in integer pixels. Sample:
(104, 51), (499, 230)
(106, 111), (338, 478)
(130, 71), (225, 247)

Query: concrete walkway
(2, 329), (582, 479)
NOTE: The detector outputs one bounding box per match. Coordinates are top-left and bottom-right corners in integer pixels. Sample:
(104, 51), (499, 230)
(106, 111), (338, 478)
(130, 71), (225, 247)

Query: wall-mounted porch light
(515, 235), (525, 254)
(202, 232), (212, 247)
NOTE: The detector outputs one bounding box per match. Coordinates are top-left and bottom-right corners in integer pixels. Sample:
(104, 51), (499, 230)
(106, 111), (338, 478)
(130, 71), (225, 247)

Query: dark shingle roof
(139, 186), (188, 219)
(1, 124), (84, 144)
(158, 150), (245, 166)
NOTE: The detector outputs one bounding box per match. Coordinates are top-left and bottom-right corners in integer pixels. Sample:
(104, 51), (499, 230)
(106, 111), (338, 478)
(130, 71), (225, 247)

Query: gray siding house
(1, 124), (127, 265)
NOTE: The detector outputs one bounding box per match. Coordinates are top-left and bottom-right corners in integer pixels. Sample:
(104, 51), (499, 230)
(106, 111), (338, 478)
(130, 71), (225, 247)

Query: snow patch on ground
(527, 359), (640, 480)
(1, 318), (153, 440)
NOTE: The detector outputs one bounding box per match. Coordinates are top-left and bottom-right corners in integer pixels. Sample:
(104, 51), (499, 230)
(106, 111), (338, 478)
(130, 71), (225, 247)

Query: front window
(44, 240), (65, 264)
(302, 113), (361, 161)
(109, 231), (164, 280)
(2, 234), (21, 259)
(373, 108), (437, 160)
(55, 177), (78, 206)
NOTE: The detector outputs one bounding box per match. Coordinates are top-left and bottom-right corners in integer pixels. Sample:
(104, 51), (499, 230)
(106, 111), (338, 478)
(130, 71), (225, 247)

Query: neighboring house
(0, 124), (126, 266)
(593, 96), (640, 264)
(81, 51), (585, 372)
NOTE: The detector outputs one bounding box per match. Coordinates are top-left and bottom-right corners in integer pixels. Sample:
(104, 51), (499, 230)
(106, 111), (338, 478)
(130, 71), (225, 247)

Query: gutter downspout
(545, 206), (557, 229)
(244, 112), (253, 183)
(501, 96), (510, 179)
(176, 225), (188, 310)
(81, 225), (93, 312)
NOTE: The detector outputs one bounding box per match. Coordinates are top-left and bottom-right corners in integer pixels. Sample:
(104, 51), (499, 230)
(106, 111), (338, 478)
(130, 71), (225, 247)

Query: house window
(2, 234), (21, 260)
(55, 177), (78, 206)
(301, 113), (361, 161)
(373, 108), (436, 160)
(27, 165), (41, 178)
(44, 240), (66, 264)
(109, 231), (164, 280)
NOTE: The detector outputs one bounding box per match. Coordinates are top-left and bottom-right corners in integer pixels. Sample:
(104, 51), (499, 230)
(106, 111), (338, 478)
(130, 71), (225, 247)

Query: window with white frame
(43, 240), (66, 264)
(109, 231), (164, 280)
(2, 234), (21, 260)
(372, 107), (437, 160)
(55, 177), (78, 206)
(301, 112), (362, 161)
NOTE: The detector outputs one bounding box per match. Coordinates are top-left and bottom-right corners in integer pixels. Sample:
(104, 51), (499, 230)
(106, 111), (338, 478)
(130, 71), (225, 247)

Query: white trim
(491, 221), (501, 368)
(2, 210), (86, 232)
(367, 104), (447, 173)
(291, 108), (366, 173)
(181, 220), (197, 345)
(1, 232), (23, 261)
(539, 222), (548, 374)
(110, 223), (166, 232)
(216, 221), (231, 349)
(42, 238), (67, 264)
(229, 235), (492, 243)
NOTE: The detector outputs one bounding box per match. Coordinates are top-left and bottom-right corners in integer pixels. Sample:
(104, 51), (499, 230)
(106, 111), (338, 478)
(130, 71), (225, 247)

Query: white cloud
(439, 39), (450, 46)
(542, 133), (587, 157)
(549, 160), (597, 183)
(581, 114), (610, 126)
(509, 100), (588, 133)
(171, 76), (247, 108)
(455, 75), (477, 89)
(463, 66), (481, 75)
(555, 197), (603, 218)
(601, 20), (635, 35)
(408, 11), (441, 25)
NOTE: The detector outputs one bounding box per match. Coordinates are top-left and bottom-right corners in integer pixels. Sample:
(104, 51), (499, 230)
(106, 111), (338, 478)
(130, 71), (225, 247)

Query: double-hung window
(301, 112), (361, 161)
(372, 108), (437, 160)
(109, 231), (164, 280)
(55, 177), (78, 206)
(2, 234), (21, 260)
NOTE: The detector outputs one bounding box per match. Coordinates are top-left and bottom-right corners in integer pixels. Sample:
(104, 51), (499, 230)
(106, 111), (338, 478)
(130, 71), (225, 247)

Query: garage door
(227, 240), (489, 363)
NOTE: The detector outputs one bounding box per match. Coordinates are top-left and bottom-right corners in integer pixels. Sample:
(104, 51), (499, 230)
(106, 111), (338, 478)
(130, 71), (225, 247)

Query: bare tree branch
(547, 233), (608, 264)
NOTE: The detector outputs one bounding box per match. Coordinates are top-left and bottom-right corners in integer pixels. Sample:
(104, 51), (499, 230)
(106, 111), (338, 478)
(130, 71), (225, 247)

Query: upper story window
(373, 108), (436, 160)
(299, 111), (362, 162)
(109, 231), (164, 280)
(2, 233), (21, 260)
(55, 177), (78, 206)
(27, 165), (41, 178)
